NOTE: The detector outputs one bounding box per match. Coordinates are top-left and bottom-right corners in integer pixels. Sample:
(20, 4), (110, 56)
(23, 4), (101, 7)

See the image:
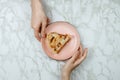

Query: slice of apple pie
(46, 32), (71, 54)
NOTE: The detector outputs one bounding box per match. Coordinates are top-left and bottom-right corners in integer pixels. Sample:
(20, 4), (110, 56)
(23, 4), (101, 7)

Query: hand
(62, 44), (88, 80)
(31, 0), (49, 42)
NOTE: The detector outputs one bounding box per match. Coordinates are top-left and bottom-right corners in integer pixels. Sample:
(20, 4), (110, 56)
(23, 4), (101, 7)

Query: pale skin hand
(31, 0), (49, 42)
(31, 1), (88, 80)
(62, 44), (88, 80)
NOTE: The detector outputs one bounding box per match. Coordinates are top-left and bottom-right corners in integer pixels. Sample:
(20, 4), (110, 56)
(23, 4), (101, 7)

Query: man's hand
(31, 0), (49, 42)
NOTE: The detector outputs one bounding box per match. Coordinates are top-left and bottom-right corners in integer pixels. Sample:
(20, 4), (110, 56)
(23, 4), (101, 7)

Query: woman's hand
(31, 0), (49, 42)
(62, 44), (88, 80)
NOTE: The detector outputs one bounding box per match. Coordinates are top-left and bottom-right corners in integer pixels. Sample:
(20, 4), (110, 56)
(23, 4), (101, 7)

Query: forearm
(31, 0), (43, 11)
(62, 72), (70, 80)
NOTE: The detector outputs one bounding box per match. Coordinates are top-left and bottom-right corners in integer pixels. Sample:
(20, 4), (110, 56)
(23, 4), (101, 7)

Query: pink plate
(41, 21), (80, 60)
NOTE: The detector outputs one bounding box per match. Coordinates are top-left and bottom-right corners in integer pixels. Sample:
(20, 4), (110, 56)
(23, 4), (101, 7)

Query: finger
(82, 48), (88, 57)
(74, 48), (88, 67)
(34, 29), (41, 42)
(69, 50), (79, 62)
(41, 22), (47, 37)
(80, 44), (83, 53)
(79, 44), (83, 57)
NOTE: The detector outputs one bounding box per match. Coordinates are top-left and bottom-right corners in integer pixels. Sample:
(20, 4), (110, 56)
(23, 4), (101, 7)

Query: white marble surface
(0, 0), (120, 80)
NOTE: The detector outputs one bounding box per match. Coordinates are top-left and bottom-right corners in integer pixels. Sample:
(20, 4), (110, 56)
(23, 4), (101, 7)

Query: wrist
(31, 0), (43, 10)
(62, 71), (70, 80)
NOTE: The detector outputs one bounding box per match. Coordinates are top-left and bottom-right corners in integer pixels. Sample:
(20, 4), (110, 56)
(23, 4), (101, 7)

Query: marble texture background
(0, 0), (120, 80)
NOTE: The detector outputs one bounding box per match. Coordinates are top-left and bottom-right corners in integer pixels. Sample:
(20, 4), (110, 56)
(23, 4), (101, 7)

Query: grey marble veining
(0, 0), (120, 80)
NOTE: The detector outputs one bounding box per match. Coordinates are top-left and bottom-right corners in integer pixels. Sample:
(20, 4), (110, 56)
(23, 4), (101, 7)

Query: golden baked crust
(47, 32), (71, 54)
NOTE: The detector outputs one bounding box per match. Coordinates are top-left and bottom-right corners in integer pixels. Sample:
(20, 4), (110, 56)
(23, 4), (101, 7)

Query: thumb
(41, 22), (47, 37)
